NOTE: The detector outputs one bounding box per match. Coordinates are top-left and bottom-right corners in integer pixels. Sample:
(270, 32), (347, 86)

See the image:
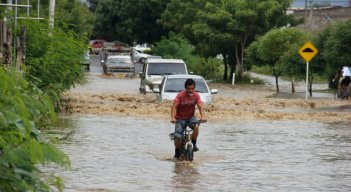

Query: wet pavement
(86, 55), (334, 100)
(53, 115), (351, 192)
(249, 72), (329, 93)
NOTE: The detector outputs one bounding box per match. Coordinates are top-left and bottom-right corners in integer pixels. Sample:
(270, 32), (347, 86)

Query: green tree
(22, 0), (95, 36)
(160, 0), (296, 81)
(280, 43), (306, 93)
(314, 25), (334, 87)
(55, 0), (95, 36)
(152, 33), (193, 60)
(245, 40), (264, 70)
(0, 68), (70, 192)
(322, 19), (351, 77)
(313, 19), (351, 89)
(252, 28), (306, 92)
(152, 33), (221, 79)
(92, 0), (169, 44)
(0, 2), (91, 191)
(23, 21), (87, 109)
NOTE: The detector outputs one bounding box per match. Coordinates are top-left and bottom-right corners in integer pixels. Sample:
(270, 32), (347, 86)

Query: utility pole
(49, 0), (55, 29)
(2, 0), (13, 45)
(309, 0), (314, 31)
(4, 0), (13, 67)
(304, 0), (307, 33)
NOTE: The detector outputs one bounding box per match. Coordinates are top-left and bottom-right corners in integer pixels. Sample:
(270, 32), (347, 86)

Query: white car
(154, 75), (218, 104)
(131, 49), (151, 63)
(133, 44), (151, 52)
(102, 55), (134, 72)
(139, 58), (188, 94)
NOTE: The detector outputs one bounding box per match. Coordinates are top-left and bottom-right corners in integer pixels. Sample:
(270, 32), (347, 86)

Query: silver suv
(139, 58), (188, 94)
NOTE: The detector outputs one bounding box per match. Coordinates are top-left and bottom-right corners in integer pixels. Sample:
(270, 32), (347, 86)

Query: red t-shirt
(173, 90), (202, 120)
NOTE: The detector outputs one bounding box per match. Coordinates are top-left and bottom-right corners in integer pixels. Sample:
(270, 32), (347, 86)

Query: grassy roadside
(251, 65), (328, 84)
(211, 72), (265, 85)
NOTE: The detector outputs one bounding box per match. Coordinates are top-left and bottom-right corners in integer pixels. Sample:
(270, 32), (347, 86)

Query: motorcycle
(169, 120), (206, 162)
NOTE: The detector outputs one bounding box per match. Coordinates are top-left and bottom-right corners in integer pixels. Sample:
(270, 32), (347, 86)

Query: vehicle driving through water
(169, 120), (206, 162)
(139, 58), (188, 94)
(154, 74), (218, 104)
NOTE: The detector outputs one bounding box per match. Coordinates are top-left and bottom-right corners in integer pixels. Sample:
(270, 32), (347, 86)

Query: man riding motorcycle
(171, 78), (206, 160)
(339, 66), (351, 87)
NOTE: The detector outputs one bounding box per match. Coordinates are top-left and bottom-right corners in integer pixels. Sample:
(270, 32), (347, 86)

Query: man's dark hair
(184, 78), (196, 88)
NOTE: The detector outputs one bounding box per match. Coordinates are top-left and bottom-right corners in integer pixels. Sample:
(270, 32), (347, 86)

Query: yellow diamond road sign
(299, 41), (318, 62)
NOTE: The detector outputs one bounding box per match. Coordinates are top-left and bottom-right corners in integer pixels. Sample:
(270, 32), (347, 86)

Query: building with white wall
(291, 0), (351, 8)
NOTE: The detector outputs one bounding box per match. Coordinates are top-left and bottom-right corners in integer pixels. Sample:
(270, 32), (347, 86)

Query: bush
(321, 19), (351, 77)
(152, 33), (193, 59)
(188, 57), (222, 80)
(152, 33), (222, 79)
(0, 67), (69, 192)
(23, 21), (87, 109)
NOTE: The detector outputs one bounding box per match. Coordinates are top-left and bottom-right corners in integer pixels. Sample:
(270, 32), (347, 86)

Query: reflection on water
(53, 115), (351, 192)
(172, 162), (200, 192)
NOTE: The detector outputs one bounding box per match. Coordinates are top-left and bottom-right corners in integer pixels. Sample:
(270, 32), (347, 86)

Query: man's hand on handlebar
(170, 119), (207, 124)
(171, 118), (177, 124)
(198, 119), (207, 123)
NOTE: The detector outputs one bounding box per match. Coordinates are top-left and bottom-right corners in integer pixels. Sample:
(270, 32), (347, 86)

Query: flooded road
(51, 55), (351, 191)
(55, 115), (351, 192)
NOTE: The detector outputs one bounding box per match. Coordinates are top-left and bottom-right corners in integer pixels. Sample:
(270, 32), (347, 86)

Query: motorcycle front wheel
(186, 146), (194, 162)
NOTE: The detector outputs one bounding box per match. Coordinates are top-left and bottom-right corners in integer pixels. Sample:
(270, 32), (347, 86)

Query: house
(291, 0), (351, 8)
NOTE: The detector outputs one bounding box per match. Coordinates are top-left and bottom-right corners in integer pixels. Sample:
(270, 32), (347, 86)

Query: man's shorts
(174, 116), (198, 137)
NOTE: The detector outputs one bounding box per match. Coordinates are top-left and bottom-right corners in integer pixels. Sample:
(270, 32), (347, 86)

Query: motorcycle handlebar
(197, 119), (207, 124)
(170, 119), (207, 124)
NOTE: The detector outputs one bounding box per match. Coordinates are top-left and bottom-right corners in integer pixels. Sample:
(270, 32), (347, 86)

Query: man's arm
(197, 102), (206, 120)
(171, 102), (178, 123)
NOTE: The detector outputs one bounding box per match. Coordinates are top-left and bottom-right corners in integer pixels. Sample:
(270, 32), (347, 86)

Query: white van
(139, 58), (188, 94)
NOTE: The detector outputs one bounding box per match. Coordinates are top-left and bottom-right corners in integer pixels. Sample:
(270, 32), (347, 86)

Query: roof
(165, 74), (203, 79)
(107, 55), (131, 59)
(146, 58), (185, 64)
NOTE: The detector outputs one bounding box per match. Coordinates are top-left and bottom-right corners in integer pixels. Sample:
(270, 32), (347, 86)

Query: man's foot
(193, 144), (199, 152)
(172, 156), (180, 162)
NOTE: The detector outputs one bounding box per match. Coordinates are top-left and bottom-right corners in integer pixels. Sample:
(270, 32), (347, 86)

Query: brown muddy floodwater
(50, 70), (351, 191)
(53, 115), (351, 192)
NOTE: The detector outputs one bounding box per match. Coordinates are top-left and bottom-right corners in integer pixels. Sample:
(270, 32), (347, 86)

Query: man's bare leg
(192, 125), (199, 151)
(173, 138), (181, 160)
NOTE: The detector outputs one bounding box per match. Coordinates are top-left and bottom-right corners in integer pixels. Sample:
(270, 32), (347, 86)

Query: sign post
(298, 41), (318, 100)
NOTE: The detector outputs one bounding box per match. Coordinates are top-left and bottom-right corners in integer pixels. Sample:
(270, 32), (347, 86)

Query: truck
(139, 58), (188, 94)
